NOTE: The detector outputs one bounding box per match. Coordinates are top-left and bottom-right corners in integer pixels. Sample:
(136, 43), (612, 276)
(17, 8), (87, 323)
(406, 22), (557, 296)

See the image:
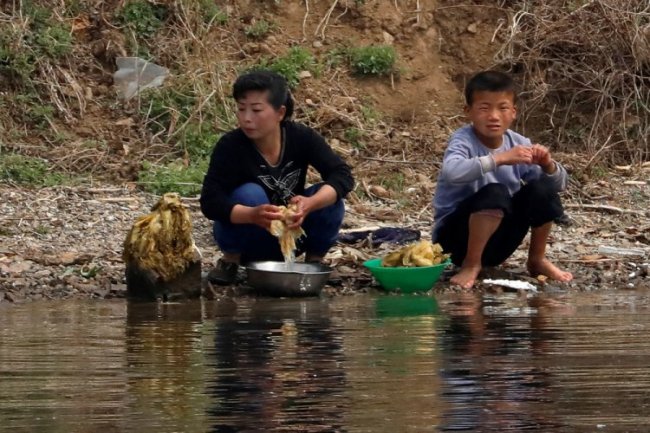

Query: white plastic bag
(113, 57), (169, 100)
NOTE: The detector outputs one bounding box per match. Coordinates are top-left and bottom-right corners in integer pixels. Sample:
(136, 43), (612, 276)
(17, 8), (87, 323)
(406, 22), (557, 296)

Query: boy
(432, 70), (573, 289)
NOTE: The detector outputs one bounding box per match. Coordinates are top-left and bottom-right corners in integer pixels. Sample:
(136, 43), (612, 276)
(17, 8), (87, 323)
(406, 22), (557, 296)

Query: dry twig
(494, 0), (649, 165)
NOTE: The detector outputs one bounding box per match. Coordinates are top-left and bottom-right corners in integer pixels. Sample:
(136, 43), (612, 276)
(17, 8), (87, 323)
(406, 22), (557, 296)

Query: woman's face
(236, 90), (286, 143)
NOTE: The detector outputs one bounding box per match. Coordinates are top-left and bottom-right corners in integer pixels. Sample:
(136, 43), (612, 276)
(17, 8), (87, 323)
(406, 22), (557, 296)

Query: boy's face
(464, 90), (516, 148)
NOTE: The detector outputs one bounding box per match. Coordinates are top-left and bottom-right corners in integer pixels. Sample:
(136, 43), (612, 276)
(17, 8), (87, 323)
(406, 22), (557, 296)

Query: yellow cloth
(268, 204), (306, 262)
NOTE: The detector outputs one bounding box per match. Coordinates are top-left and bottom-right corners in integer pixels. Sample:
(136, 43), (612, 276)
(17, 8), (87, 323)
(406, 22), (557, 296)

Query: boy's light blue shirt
(432, 125), (568, 238)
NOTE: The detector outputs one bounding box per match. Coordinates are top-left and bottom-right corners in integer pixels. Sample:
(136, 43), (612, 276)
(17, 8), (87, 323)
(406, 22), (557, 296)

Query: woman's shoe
(207, 259), (239, 285)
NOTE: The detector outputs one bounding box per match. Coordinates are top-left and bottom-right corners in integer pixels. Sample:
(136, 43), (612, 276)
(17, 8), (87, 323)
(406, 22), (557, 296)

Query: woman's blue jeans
(213, 183), (345, 263)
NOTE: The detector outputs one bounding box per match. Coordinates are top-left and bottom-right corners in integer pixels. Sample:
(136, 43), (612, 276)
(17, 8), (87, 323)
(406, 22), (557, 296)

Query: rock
(369, 185), (390, 198)
(42, 252), (94, 266)
(1, 260), (33, 275)
(92, 288), (109, 298)
(260, 43), (274, 55)
(298, 70), (312, 79)
(467, 23), (478, 34)
(125, 260), (202, 301)
(33, 269), (52, 278)
(5, 291), (20, 303)
(312, 40), (323, 48)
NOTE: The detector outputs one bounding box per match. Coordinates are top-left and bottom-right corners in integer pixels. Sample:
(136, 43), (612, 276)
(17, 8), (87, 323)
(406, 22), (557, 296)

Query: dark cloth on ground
(337, 227), (421, 247)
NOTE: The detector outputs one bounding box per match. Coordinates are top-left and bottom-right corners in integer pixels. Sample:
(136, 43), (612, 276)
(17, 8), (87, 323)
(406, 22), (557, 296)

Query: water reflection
(341, 295), (442, 432)
(208, 298), (346, 432)
(437, 293), (561, 432)
(0, 300), (128, 432)
(125, 301), (213, 432)
(4, 293), (650, 432)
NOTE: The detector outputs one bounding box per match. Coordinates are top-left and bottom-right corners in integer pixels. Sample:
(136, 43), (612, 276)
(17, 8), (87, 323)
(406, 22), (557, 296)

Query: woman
(200, 70), (354, 284)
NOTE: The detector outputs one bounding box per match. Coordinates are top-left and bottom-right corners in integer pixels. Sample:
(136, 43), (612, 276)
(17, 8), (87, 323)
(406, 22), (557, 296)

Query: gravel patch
(1, 177), (648, 304)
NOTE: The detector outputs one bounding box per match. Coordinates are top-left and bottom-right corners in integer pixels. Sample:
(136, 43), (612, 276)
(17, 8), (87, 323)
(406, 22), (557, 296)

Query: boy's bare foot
(527, 258), (573, 282)
(450, 264), (482, 289)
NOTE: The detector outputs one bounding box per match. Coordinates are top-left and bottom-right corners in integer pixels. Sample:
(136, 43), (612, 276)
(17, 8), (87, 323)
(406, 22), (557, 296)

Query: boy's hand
(494, 146), (533, 166)
(531, 144), (556, 173)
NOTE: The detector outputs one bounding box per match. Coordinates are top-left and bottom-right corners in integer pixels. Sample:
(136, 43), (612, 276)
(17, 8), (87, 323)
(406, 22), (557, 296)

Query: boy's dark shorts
(435, 178), (564, 267)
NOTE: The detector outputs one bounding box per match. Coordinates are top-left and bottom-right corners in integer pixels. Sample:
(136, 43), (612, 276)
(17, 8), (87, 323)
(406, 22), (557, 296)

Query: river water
(1, 291), (650, 432)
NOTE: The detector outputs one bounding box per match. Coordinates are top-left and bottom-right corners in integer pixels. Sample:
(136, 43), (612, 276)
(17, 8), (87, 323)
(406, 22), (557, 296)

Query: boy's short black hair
(465, 71), (517, 106)
(232, 70), (294, 120)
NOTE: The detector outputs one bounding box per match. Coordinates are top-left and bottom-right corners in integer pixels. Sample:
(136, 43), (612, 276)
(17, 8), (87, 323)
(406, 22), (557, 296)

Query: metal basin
(245, 261), (332, 297)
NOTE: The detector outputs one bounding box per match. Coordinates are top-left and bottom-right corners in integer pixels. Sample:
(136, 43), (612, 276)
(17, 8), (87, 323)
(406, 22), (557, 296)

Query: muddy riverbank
(1, 174), (649, 303)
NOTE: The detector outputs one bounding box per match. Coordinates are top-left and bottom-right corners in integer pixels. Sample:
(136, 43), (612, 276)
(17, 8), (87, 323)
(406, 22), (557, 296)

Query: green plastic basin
(375, 295), (439, 317)
(363, 258), (451, 293)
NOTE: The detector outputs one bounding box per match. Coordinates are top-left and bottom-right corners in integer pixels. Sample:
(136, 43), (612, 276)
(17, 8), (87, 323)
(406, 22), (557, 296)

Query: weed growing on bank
(255, 47), (319, 88)
(0, 3), (72, 87)
(349, 45), (396, 76)
(244, 19), (273, 39)
(138, 160), (207, 196)
(0, 154), (72, 187)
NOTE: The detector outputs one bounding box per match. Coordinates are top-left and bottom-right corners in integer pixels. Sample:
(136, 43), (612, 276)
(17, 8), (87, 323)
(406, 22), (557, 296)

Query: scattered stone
(5, 291), (20, 303)
(0, 172), (649, 304)
(369, 185), (390, 198)
(33, 269), (52, 278)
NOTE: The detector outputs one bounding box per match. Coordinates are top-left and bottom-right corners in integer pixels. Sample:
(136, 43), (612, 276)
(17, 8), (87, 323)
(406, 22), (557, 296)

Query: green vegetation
(360, 101), (381, 124)
(140, 84), (223, 161)
(324, 47), (348, 69)
(349, 45), (396, 76)
(116, 0), (168, 58)
(197, 0), (228, 25)
(137, 79), (227, 197)
(325, 44), (396, 77)
(380, 172), (405, 192)
(141, 87), (197, 135)
(116, 0), (167, 38)
(63, 0), (83, 17)
(138, 160), (208, 196)
(0, 154), (69, 187)
(0, 4), (72, 87)
(245, 20), (273, 39)
(13, 94), (55, 130)
(34, 225), (50, 236)
(344, 127), (365, 150)
(256, 46), (317, 88)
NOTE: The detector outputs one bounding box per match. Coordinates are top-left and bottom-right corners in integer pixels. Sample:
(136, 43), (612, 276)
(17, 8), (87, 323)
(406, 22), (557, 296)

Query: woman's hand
(286, 195), (312, 229)
(247, 204), (284, 229)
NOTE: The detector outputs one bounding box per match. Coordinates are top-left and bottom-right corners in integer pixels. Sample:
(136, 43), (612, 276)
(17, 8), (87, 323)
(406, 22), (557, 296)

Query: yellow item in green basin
(363, 258), (451, 293)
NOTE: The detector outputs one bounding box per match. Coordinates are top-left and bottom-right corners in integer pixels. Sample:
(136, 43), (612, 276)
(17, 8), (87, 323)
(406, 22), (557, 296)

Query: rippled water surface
(2, 291), (650, 432)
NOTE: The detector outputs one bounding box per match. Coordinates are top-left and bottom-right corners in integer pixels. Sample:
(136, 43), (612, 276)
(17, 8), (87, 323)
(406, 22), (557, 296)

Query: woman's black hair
(232, 70), (294, 120)
(464, 70), (517, 106)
